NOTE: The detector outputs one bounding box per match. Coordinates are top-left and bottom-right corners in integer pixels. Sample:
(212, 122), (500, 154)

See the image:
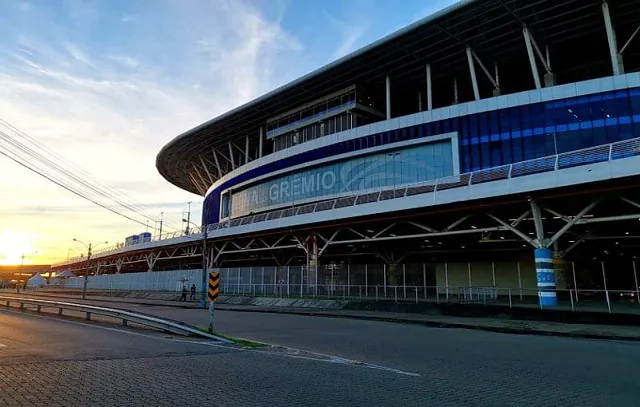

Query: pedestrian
(189, 284), (196, 301)
(180, 285), (188, 302)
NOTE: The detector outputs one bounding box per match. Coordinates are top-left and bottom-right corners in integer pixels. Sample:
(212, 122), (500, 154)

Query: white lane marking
(169, 338), (421, 377)
(0, 307), (419, 377)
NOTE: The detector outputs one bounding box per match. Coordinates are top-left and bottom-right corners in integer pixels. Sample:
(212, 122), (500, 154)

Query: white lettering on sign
(269, 184), (279, 201)
(302, 175), (314, 194)
(266, 170), (336, 203)
(279, 181), (290, 199)
(250, 189), (259, 206)
(321, 171), (336, 190)
(291, 176), (301, 197)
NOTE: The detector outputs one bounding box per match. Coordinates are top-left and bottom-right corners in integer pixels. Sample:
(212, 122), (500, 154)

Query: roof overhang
(156, 0), (640, 195)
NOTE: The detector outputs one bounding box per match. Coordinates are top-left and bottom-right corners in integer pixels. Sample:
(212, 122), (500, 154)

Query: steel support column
(602, 0), (623, 75)
(244, 135), (250, 165)
(385, 75), (391, 120)
(523, 26), (542, 89)
(466, 47), (480, 101)
(212, 148), (223, 178)
(426, 64), (433, 111)
(258, 127), (264, 158)
(228, 141), (235, 169)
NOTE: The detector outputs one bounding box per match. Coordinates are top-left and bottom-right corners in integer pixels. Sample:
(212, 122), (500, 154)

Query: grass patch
(195, 326), (265, 348)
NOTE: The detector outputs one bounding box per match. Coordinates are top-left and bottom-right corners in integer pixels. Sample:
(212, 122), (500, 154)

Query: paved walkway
(3, 290), (640, 342)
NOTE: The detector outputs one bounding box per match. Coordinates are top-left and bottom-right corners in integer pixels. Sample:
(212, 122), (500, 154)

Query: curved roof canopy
(156, 0), (640, 195)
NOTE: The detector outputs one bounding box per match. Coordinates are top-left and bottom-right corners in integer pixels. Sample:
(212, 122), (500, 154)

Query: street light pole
(74, 239), (107, 300)
(159, 212), (164, 239)
(82, 243), (93, 300)
(200, 226), (208, 308)
(185, 201), (192, 235)
(17, 254), (25, 293)
(183, 218), (209, 308)
(17, 251), (38, 292)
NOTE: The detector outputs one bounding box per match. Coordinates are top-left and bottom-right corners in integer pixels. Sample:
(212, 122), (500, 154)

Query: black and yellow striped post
(208, 271), (220, 302)
(207, 271), (220, 332)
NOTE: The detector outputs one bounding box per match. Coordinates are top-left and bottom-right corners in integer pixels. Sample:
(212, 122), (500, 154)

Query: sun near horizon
(0, 230), (40, 266)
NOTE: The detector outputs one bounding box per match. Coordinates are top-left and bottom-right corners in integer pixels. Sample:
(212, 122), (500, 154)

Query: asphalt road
(2, 300), (640, 406)
(0, 308), (429, 407)
(166, 307), (640, 406)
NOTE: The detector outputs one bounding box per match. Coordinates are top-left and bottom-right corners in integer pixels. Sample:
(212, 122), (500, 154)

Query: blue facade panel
(203, 87), (640, 224)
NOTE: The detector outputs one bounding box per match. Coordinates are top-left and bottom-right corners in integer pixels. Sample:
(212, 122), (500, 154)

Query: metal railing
(212, 137), (640, 231)
(0, 295), (229, 342)
(59, 226), (205, 265)
(215, 284), (640, 314)
(29, 283), (640, 315)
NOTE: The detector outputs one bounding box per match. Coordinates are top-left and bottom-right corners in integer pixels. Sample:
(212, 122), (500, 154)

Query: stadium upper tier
(156, 0), (640, 198)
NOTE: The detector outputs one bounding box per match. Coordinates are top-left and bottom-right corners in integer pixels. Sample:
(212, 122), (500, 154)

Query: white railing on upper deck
(57, 226), (205, 266)
(54, 137), (640, 267)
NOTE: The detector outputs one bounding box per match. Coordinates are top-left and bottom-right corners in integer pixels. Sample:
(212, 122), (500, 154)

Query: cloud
(322, 9), (370, 60)
(0, 0), (302, 264)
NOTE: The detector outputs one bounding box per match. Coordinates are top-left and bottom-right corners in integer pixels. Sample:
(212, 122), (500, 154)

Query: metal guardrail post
(569, 289), (575, 312)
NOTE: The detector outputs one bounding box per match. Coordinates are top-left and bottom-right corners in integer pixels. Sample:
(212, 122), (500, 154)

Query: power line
(0, 121), (169, 226)
(0, 120), (184, 232)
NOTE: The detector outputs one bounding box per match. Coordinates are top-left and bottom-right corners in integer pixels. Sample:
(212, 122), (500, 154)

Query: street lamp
(17, 250), (38, 293)
(73, 239), (108, 299)
(183, 201), (192, 235)
(183, 218), (208, 308)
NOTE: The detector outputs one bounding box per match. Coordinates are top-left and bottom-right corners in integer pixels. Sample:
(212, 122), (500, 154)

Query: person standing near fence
(189, 284), (196, 301)
(180, 285), (188, 302)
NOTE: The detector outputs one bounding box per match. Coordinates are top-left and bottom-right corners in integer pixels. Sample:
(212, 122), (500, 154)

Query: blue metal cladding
(203, 88), (640, 224)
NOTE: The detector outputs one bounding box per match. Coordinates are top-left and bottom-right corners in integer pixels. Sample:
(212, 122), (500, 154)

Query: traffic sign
(208, 271), (220, 302)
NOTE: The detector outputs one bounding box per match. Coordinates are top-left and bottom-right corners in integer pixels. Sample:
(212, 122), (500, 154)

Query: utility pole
(200, 225), (208, 308)
(159, 212), (164, 239)
(17, 254), (25, 293)
(83, 243), (92, 300)
(74, 239), (107, 300)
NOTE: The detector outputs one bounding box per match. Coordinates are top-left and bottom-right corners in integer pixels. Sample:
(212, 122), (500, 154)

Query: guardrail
(0, 295), (230, 343)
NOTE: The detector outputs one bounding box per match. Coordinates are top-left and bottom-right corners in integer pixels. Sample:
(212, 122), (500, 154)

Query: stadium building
(54, 0), (640, 307)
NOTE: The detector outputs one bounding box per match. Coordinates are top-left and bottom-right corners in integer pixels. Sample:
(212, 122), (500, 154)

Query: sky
(0, 0), (458, 265)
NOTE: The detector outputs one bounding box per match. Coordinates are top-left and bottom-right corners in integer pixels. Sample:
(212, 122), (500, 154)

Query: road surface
(2, 301), (640, 406)
(0, 308), (420, 406)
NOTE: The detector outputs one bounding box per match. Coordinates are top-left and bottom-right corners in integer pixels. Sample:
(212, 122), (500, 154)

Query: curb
(213, 306), (640, 342)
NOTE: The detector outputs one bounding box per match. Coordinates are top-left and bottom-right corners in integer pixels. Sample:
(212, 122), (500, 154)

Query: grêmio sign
(268, 170), (336, 202)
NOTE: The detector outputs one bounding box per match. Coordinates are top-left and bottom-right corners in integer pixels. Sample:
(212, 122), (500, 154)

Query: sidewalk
(3, 290), (640, 342)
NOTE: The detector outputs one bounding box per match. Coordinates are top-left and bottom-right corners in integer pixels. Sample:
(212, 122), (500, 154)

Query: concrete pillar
(534, 248), (556, 306)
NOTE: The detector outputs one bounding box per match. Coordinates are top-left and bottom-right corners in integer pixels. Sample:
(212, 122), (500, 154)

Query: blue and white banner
(230, 141), (453, 217)
(534, 248), (557, 307)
